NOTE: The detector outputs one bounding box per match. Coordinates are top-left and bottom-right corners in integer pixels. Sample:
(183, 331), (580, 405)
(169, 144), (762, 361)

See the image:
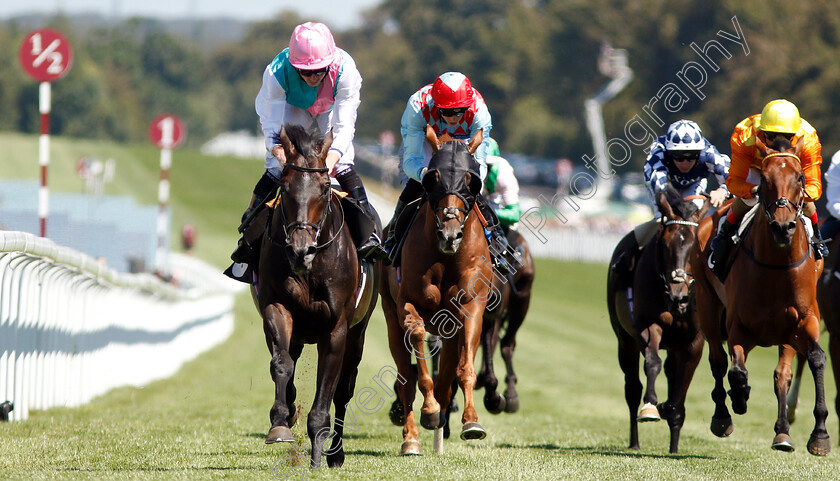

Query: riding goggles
(297, 67), (329, 77)
(438, 107), (468, 117)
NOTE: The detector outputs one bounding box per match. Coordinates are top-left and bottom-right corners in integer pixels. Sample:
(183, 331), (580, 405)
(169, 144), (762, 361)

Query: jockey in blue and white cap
(612, 120), (730, 277)
(643, 119), (730, 216)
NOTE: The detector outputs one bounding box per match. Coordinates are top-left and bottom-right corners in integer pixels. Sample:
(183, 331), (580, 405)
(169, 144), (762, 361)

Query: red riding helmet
(431, 72), (475, 109)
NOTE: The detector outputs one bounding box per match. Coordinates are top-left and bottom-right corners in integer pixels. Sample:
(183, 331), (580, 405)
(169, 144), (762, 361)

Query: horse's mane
(768, 137), (793, 154)
(272, 125), (325, 167)
(661, 183), (699, 220)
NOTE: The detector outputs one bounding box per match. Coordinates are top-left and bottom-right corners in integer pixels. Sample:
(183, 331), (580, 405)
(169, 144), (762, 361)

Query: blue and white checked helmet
(664, 120), (704, 151)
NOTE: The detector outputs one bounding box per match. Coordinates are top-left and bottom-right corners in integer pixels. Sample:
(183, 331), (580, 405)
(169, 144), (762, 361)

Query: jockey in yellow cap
(707, 99), (828, 279)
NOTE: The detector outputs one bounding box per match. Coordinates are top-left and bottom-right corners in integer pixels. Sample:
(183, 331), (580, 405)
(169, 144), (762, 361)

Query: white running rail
(0, 230), (243, 421)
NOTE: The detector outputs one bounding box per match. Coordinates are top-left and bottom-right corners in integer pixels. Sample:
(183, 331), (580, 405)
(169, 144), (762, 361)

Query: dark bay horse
(690, 137), (829, 455)
(475, 229), (535, 414)
(817, 236), (840, 435)
(379, 136), (491, 455)
(606, 186), (710, 453)
(789, 235), (840, 431)
(255, 125), (379, 468)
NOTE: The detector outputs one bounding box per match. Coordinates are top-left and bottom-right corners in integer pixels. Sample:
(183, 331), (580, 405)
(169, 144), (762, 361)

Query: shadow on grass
(496, 443), (714, 460)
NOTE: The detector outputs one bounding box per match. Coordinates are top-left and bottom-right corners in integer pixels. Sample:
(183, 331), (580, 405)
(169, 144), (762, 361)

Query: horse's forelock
(661, 184), (699, 220)
(284, 125), (325, 166)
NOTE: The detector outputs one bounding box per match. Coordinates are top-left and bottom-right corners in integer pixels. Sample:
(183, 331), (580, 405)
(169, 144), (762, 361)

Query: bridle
(657, 217), (700, 288)
(760, 152), (805, 223)
(266, 163), (345, 251)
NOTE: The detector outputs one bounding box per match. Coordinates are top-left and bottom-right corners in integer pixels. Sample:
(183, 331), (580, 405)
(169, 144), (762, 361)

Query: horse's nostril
(455, 231), (464, 240)
(786, 221), (796, 234)
(306, 245), (317, 257)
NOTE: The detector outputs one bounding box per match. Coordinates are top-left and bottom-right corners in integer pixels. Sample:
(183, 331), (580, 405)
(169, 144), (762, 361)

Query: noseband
(267, 163), (345, 251)
(433, 203), (470, 232)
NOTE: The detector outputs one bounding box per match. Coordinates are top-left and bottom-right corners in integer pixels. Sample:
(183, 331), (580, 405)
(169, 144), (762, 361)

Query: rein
(266, 164), (346, 251)
(740, 217), (811, 270)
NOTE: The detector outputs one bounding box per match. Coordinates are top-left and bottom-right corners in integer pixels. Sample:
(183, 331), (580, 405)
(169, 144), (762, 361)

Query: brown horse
(475, 228), (535, 414)
(690, 137), (829, 455)
(379, 137), (491, 455)
(255, 125), (379, 468)
(607, 185), (710, 453)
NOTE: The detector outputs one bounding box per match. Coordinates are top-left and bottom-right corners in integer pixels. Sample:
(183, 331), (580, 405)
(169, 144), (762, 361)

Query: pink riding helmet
(288, 22), (337, 70)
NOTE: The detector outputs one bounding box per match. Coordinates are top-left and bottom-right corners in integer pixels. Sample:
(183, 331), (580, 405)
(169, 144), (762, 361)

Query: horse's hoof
(637, 403), (661, 422)
(710, 417), (734, 437)
(484, 393), (506, 415)
(504, 392), (520, 413)
(772, 433), (795, 452)
(400, 440), (423, 455)
(266, 425), (295, 444)
(327, 450), (345, 468)
(807, 435), (831, 456)
(420, 410), (443, 430)
(389, 399), (405, 426)
(460, 422), (487, 440)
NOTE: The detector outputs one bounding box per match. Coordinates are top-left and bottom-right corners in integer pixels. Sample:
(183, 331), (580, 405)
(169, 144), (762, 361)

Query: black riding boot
(383, 199), (408, 260)
(812, 223), (829, 260)
(349, 186), (389, 261)
(231, 172), (278, 264)
(336, 169), (388, 262)
(708, 217), (737, 280)
(384, 179), (424, 265)
(476, 195), (516, 276)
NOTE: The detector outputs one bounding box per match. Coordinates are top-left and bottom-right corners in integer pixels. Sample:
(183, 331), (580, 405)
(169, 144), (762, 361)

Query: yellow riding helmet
(758, 99), (802, 134)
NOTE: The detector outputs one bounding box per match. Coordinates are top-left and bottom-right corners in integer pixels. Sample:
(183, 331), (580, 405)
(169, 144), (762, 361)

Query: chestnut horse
(607, 186), (710, 453)
(379, 137), (492, 455)
(255, 125), (379, 468)
(690, 137), (829, 455)
(475, 229), (536, 414)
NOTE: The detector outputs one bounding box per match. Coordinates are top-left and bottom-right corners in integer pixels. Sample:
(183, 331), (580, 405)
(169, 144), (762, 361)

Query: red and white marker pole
(39, 82), (51, 237)
(19, 28), (73, 237)
(149, 114), (185, 276)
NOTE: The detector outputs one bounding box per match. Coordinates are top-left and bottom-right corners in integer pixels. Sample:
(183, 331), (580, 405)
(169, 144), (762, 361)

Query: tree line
(2, 0), (839, 171)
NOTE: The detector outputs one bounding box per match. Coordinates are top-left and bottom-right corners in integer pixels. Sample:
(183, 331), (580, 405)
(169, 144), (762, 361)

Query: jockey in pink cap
(226, 22), (386, 282)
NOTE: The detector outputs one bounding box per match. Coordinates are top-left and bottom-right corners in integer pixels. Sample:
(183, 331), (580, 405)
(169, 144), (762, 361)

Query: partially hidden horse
(606, 185), (710, 453)
(475, 229), (535, 414)
(789, 232), (840, 433)
(378, 134), (492, 455)
(254, 124), (380, 468)
(690, 137), (829, 455)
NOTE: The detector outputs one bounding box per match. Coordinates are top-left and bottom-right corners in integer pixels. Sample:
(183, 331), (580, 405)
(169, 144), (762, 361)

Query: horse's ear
(656, 189), (676, 220)
(695, 196), (711, 221)
(755, 134), (769, 156)
(467, 129), (484, 155)
(425, 125), (441, 154)
(321, 129), (334, 158)
(793, 135), (805, 158)
(277, 126), (296, 159)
